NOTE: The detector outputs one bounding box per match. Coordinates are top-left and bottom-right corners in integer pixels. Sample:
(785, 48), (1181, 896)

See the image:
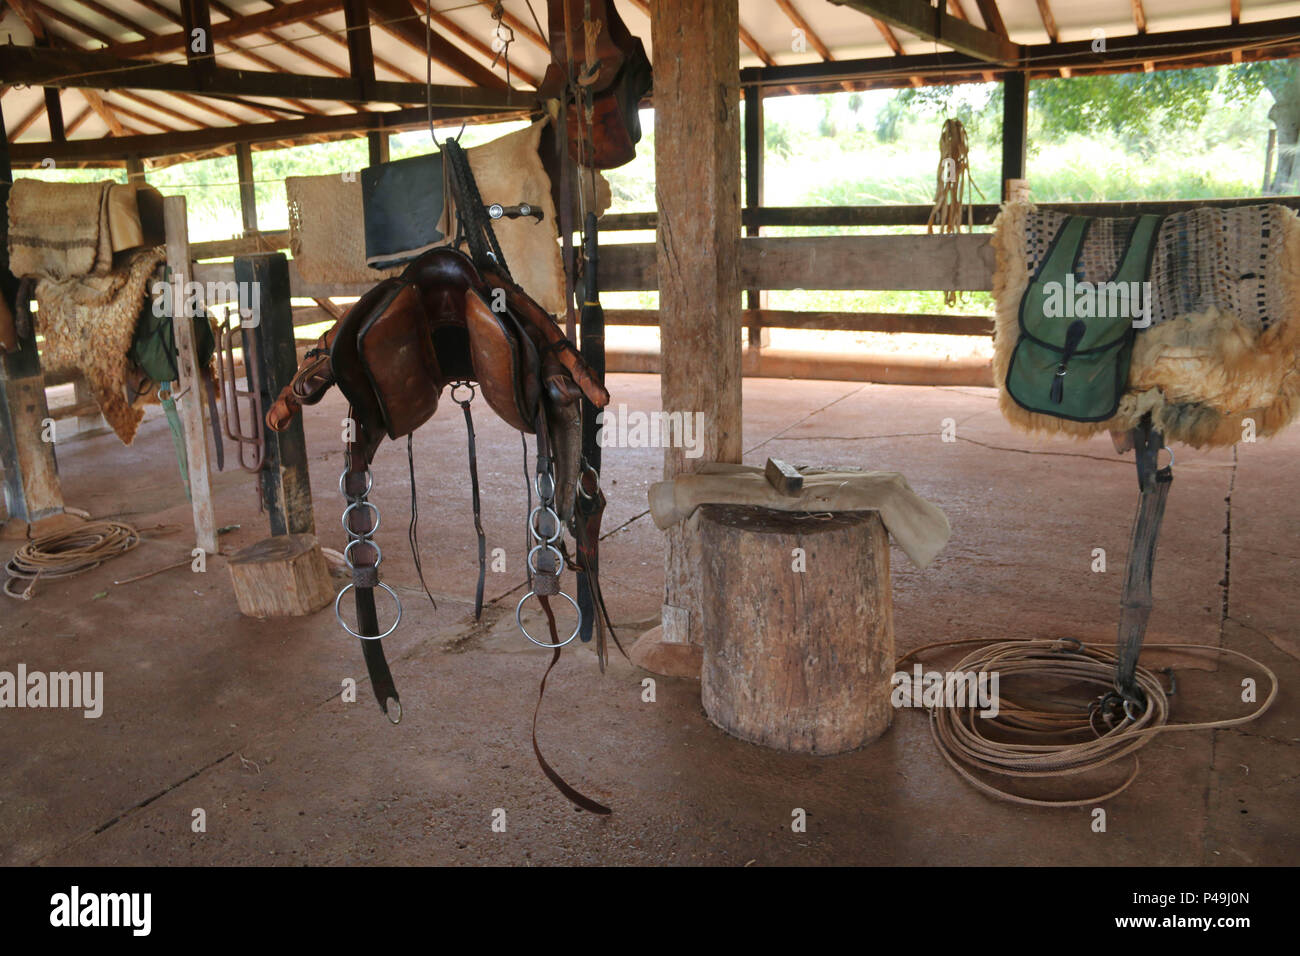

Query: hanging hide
(992, 202), (1300, 447)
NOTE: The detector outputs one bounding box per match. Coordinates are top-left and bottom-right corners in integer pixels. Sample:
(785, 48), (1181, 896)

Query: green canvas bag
(1005, 214), (1163, 422)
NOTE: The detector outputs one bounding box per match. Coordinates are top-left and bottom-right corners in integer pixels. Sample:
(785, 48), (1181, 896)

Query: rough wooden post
(742, 82), (768, 352)
(235, 142), (258, 235)
(639, 0), (742, 665)
(163, 196), (218, 555)
(235, 252), (315, 536)
(0, 98), (65, 526)
(699, 506), (894, 753)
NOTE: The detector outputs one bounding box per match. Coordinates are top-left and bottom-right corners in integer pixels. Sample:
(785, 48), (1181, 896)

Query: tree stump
(699, 505), (894, 754)
(228, 533), (333, 618)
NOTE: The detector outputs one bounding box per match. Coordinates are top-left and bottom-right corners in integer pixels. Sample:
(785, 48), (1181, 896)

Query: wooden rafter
(1132, 0), (1148, 34)
(1033, 0), (1070, 76)
(944, 0), (994, 81)
(972, 0), (1008, 38)
(257, 0), (424, 85)
(418, 2), (540, 88)
(364, 0), (510, 90)
(81, 88), (128, 135)
(0, 43), (531, 108)
(109, 0), (342, 59)
(10, 100), (47, 139)
(64, 104), (93, 135)
(1230, 0), (1241, 25)
(829, 0), (1020, 65)
(470, 0), (548, 53)
(775, 0), (833, 61)
(739, 23), (775, 67)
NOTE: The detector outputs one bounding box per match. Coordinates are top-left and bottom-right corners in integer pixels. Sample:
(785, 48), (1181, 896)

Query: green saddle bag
(1006, 214), (1163, 422)
(129, 299), (215, 385)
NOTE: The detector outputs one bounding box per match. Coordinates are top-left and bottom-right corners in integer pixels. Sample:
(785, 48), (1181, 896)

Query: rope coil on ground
(4, 520), (141, 599)
(897, 638), (1278, 808)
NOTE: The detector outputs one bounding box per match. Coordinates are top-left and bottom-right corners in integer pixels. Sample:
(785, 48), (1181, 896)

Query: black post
(234, 253), (314, 536)
(1001, 70), (1029, 200)
(368, 130), (389, 167)
(235, 142), (257, 235)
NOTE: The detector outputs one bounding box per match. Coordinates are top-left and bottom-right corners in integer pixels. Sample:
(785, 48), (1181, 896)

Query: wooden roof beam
(1033, 0), (1070, 75)
(972, 0), (1008, 38)
(108, 0), (342, 59)
(365, 0), (510, 90)
(418, 2), (540, 88)
(775, 0), (855, 93)
(945, 0), (995, 80)
(828, 0), (1021, 65)
(470, 0), (548, 53)
(0, 44), (532, 109)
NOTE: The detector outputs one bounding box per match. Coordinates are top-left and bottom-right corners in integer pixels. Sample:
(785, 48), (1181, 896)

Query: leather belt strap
(344, 436), (401, 720)
(1113, 418), (1172, 705)
(456, 390), (488, 619)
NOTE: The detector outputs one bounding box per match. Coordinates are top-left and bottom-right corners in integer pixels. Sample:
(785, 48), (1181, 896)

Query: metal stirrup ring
(516, 590), (581, 648)
(334, 582), (403, 641)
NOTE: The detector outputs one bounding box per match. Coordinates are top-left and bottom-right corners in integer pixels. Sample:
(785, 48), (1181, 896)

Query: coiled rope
(4, 519), (141, 599)
(896, 638), (1278, 807)
(925, 117), (984, 307)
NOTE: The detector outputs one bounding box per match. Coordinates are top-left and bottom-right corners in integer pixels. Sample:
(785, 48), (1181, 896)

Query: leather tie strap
(455, 388), (488, 619)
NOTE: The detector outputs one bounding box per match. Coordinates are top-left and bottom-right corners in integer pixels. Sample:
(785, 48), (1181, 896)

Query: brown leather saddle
(267, 244), (616, 813)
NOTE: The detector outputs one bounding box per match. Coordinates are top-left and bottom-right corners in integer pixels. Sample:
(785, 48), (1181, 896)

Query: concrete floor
(1, 373), (1296, 866)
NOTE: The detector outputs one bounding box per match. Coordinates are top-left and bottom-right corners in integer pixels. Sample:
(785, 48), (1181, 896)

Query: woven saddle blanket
(992, 201), (1300, 447)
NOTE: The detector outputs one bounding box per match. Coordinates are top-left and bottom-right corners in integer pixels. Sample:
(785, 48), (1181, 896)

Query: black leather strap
(456, 391), (487, 619)
(1113, 418), (1173, 704)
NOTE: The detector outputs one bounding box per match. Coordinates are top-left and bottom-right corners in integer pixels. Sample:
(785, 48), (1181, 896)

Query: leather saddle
(268, 245), (608, 481)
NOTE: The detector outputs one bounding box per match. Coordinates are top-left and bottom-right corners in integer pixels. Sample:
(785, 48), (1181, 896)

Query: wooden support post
(698, 506), (893, 753)
(180, 0), (215, 88)
(0, 98), (65, 525)
(368, 130), (389, 167)
(742, 83), (768, 352)
(645, 0), (743, 652)
(43, 86), (65, 143)
(235, 141), (258, 235)
(342, 0), (376, 103)
(1001, 70), (1028, 201)
(235, 253), (315, 537)
(126, 153), (145, 183)
(163, 195), (218, 554)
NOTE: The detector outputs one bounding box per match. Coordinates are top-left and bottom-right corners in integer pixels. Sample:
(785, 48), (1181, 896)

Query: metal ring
(527, 543), (564, 575)
(577, 464), (600, 501)
(1160, 445), (1175, 469)
(515, 589), (581, 648)
(343, 537), (382, 569)
(534, 470), (555, 501)
(342, 500), (380, 537)
(528, 505), (561, 544)
(450, 380), (476, 404)
(333, 582), (403, 641)
(338, 468), (373, 499)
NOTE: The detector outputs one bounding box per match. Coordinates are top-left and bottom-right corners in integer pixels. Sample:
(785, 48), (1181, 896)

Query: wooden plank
(609, 347), (994, 387)
(109, 0), (342, 59)
(0, 45), (532, 109)
(742, 83), (765, 347)
(163, 196), (218, 555)
(365, 0), (509, 90)
(828, 0), (1021, 64)
(342, 0), (376, 102)
(602, 234), (995, 292)
(603, 308), (994, 336)
(9, 103), (520, 164)
(764, 458), (803, 496)
(236, 253), (316, 537)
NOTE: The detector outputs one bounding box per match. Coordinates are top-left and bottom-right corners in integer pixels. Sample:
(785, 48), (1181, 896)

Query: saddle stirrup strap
(340, 439), (402, 723)
(1113, 417), (1173, 707)
(454, 384), (488, 620)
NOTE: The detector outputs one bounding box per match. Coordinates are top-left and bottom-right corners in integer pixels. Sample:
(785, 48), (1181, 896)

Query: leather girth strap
(343, 432), (401, 722)
(1113, 417), (1173, 706)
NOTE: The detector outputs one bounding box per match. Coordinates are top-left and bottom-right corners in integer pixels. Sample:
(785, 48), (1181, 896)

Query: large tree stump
(699, 505), (894, 754)
(228, 533), (332, 618)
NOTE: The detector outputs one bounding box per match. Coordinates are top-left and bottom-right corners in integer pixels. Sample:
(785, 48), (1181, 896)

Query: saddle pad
(7, 179), (115, 280)
(286, 174), (402, 286)
(993, 202), (1300, 447)
(361, 151), (447, 271)
(35, 248), (166, 445)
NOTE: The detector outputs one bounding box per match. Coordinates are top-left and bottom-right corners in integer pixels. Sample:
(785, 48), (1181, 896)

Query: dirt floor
(1, 373), (1296, 866)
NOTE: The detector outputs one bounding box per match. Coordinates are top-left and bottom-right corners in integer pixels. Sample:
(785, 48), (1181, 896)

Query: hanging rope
(896, 637), (1277, 807)
(4, 519), (141, 599)
(926, 118), (984, 307)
